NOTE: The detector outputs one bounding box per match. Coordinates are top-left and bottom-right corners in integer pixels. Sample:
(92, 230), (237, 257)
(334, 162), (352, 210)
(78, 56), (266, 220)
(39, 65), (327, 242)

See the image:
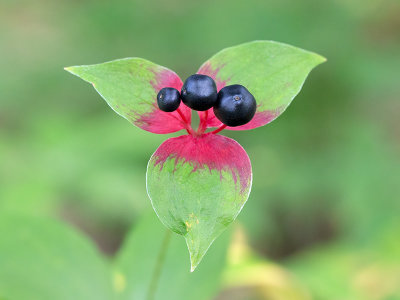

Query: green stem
(146, 229), (172, 300)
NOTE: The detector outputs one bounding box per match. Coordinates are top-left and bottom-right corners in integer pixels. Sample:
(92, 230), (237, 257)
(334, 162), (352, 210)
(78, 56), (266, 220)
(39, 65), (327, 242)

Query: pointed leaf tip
(64, 66), (80, 77)
(63, 66), (72, 72)
(64, 66), (77, 73)
(187, 234), (219, 272)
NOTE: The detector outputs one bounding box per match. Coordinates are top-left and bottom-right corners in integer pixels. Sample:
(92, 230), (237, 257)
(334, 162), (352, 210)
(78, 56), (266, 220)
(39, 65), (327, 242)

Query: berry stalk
(176, 108), (194, 135)
(210, 124), (227, 135)
(197, 110), (208, 135)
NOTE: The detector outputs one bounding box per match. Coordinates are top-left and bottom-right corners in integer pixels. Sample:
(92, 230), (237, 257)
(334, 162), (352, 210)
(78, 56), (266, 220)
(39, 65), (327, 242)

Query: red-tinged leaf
(146, 134), (252, 271)
(196, 41), (326, 130)
(65, 58), (191, 134)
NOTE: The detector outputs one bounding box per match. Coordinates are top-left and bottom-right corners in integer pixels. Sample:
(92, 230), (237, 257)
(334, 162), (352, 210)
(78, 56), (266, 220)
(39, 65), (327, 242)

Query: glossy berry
(157, 87), (181, 112)
(181, 74), (217, 111)
(214, 85), (257, 127)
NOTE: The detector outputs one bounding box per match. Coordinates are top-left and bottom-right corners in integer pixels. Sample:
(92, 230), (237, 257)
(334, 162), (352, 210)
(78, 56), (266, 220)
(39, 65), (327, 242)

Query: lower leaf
(146, 133), (252, 270)
(0, 214), (113, 300)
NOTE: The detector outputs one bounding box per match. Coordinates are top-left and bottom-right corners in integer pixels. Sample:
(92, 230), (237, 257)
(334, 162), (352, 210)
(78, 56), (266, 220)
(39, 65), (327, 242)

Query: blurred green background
(1, 0), (399, 299)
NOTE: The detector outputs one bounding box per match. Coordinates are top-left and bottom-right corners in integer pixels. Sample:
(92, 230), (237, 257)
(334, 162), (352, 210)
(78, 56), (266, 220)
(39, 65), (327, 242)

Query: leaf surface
(0, 214), (113, 300)
(197, 41), (326, 130)
(146, 134), (251, 270)
(66, 58), (191, 134)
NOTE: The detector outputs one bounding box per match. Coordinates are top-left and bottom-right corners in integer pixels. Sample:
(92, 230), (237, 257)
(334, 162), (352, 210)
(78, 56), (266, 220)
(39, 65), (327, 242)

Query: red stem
(210, 124), (227, 135)
(176, 108), (194, 135)
(197, 110), (208, 135)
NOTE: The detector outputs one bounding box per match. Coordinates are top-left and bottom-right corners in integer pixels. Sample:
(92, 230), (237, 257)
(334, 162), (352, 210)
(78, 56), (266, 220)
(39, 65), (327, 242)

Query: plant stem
(210, 124), (227, 134)
(176, 108), (194, 135)
(196, 110), (208, 135)
(146, 229), (172, 300)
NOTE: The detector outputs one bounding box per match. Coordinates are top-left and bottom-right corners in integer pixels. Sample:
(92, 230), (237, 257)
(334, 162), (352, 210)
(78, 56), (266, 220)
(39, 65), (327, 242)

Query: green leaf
(65, 58), (191, 134)
(113, 211), (231, 300)
(0, 214), (114, 300)
(197, 40), (326, 130)
(146, 134), (252, 270)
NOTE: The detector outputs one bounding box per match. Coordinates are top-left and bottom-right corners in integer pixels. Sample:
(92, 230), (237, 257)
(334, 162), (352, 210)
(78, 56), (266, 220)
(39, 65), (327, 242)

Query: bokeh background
(1, 0), (399, 299)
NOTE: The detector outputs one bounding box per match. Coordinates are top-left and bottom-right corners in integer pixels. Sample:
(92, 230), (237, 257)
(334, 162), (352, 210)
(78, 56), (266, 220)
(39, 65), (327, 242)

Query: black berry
(157, 87), (181, 112)
(213, 85), (256, 127)
(181, 74), (217, 111)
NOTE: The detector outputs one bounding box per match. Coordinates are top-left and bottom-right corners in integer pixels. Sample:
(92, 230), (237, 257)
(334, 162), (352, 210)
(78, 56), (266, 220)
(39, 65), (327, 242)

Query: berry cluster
(157, 75), (256, 127)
